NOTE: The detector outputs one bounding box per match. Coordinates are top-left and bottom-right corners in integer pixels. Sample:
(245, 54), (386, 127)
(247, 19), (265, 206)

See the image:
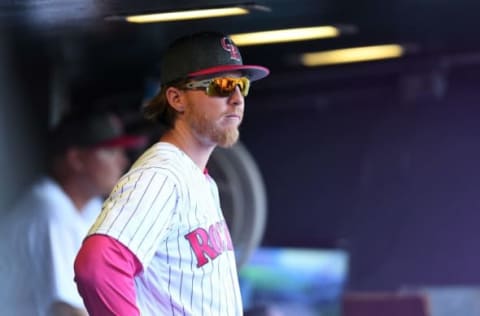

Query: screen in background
(239, 247), (349, 316)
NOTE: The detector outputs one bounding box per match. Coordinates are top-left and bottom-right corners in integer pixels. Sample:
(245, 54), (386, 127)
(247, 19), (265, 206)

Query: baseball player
(0, 110), (145, 316)
(74, 31), (270, 315)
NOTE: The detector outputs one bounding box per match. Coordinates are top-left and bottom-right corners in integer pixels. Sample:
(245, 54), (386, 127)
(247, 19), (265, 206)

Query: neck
(160, 127), (216, 171)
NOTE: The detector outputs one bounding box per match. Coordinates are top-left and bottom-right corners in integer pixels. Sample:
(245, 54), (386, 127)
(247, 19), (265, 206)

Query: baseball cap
(49, 111), (147, 153)
(160, 31), (270, 84)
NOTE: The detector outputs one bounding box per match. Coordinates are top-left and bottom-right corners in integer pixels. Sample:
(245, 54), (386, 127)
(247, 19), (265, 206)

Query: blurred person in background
(0, 109), (145, 316)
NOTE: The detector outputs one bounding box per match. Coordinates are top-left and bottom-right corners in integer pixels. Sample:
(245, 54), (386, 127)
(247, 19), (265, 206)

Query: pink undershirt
(74, 234), (142, 316)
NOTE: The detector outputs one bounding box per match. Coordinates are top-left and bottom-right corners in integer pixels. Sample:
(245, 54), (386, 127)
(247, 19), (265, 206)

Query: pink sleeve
(74, 234), (143, 316)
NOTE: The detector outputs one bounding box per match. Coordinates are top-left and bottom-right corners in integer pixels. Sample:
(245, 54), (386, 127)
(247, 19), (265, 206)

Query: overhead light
(301, 44), (405, 66)
(115, 7), (249, 23)
(230, 26), (341, 46)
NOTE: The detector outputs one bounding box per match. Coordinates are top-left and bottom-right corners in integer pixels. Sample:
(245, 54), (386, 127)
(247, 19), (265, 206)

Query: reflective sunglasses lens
(208, 77), (250, 97)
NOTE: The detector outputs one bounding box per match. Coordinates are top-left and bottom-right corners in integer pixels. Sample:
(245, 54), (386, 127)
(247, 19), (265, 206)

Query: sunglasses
(184, 77), (250, 97)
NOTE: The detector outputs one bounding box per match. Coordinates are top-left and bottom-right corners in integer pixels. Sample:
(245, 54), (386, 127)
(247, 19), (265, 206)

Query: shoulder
(133, 142), (188, 167)
(127, 142), (194, 185)
(10, 177), (76, 225)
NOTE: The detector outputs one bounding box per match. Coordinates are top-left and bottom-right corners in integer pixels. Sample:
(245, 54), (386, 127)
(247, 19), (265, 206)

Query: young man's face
(182, 73), (245, 148)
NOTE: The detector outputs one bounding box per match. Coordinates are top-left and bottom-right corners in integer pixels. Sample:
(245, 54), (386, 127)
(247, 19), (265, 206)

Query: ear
(165, 86), (186, 112)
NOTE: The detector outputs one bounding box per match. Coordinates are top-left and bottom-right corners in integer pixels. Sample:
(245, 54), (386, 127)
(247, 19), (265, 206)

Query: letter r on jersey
(185, 227), (220, 267)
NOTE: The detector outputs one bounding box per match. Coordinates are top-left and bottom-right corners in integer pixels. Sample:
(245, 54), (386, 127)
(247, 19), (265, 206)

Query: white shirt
(88, 142), (243, 316)
(0, 177), (102, 316)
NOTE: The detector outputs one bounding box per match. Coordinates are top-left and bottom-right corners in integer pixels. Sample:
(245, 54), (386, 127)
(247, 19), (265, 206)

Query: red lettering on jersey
(222, 221), (234, 251)
(185, 227), (220, 267)
(209, 222), (223, 252)
(184, 220), (234, 268)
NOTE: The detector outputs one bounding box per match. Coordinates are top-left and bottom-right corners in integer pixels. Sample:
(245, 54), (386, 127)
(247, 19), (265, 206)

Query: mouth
(222, 114), (242, 127)
(224, 113), (242, 120)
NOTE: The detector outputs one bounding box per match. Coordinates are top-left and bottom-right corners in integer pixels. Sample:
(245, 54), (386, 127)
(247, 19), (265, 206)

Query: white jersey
(88, 142), (243, 316)
(0, 177), (102, 316)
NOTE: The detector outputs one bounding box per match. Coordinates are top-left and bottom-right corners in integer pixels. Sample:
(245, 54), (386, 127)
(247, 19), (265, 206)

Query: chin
(218, 139), (238, 148)
(215, 129), (239, 148)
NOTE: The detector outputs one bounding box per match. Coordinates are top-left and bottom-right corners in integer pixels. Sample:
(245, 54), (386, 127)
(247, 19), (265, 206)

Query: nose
(227, 85), (244, 107)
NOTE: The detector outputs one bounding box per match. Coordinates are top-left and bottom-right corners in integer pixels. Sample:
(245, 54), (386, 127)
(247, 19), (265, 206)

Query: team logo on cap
(221, 37), (241, 61)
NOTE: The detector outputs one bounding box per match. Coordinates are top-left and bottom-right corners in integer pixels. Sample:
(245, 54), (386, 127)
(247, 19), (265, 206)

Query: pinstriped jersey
(87, 142), (243, 316)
